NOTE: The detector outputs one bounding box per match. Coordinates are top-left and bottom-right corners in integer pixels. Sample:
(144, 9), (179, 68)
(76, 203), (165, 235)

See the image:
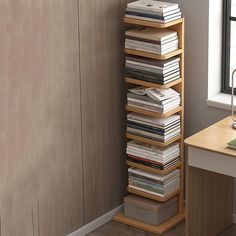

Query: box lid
(124, 194), (177, 211)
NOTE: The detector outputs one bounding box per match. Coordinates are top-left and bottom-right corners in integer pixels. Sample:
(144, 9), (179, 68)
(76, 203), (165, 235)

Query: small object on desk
(227, 138), (236, 150)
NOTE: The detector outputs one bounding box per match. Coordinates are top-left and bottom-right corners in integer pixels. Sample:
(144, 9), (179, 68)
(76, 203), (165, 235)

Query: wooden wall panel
(0, 0), (84, 235)
(79, 0), (127, 223)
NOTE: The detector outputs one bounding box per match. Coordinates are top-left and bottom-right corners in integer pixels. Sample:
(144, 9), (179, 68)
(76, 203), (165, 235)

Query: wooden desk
(185, 116), (235, 236)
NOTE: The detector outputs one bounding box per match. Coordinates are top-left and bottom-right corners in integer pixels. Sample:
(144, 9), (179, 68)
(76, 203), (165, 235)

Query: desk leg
(188, 167), (233, 236)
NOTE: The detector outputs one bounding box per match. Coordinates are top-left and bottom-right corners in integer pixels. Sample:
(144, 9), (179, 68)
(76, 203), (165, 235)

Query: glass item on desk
(231, 69), (236, 129)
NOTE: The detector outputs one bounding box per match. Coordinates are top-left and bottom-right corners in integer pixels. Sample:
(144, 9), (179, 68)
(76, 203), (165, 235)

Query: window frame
(222, 0), (232, 94)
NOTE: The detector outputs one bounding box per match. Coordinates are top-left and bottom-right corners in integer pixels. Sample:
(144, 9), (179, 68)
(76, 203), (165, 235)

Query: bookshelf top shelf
(124, 17), (184, 28)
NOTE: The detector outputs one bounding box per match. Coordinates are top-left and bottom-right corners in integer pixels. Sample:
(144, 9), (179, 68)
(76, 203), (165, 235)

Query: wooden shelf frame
(126, 160), (182, 175)
(127, 187), (181, 202)
(126, 133), (182, 147)
(125, 77), (182, 89)
(125, 48), (183, 60)
(114, 17), (185, 235)
(126, 105), (182, 118)
(113, 211), (185, 235)
(124, 17), (183, 29)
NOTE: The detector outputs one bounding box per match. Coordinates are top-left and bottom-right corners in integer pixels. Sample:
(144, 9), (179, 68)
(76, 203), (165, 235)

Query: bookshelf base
(113, 211), (185, 235)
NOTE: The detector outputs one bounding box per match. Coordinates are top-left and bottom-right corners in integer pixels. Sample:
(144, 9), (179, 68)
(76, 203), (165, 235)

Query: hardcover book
(127, 0), (179, 13)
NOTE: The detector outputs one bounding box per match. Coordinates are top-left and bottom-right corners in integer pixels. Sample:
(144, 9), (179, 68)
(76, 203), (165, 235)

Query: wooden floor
(87, 221), (236, 236)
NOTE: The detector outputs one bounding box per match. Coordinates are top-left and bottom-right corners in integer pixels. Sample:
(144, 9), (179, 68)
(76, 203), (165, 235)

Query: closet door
(79, 0), (126, 223)
(0, 1), (84, 235)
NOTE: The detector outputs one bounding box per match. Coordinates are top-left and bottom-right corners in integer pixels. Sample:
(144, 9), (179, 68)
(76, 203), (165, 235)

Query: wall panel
(0, 0), (84, 235)
(79, 0), (127, 223)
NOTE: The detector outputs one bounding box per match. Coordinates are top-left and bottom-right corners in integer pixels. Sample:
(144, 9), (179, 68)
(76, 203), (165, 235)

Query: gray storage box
(124, 194), (177, 225)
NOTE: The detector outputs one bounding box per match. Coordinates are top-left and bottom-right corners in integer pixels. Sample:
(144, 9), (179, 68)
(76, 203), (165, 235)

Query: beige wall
(0, 1), (127, 235)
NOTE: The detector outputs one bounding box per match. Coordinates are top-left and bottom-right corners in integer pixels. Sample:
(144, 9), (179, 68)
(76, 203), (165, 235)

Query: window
(222, 0), (236, 94)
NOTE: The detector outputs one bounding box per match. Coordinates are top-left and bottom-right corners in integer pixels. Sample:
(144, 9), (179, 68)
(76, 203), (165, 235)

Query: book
(127, 0), (179, 13)
(126, 55), (180, 68)
(129, 87), (179, 101)
(126, 62), (180, 75)
(126, 7), (180, 17)
(125, 38), (179, 50)
(227, 138), (236, 150)
(126, 35), (178, 45)
(125, 14), (181, 23)
(125, 27), (178, 42)
(127, 112), (180, 127)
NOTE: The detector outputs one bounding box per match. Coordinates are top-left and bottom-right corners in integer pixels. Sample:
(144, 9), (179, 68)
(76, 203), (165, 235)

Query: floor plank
(87, 221), (236, 236)
(87, 221), (185, 236)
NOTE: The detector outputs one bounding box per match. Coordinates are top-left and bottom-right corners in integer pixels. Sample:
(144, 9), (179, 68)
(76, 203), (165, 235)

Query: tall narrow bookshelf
(113, 17), (185, 235)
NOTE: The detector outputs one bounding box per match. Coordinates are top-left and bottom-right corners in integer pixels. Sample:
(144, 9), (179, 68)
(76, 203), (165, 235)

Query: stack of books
(127, 112), (181, 142)
(128, 167), (180, 197)
(127, 86), (180, 113)
(127, 140), (180, 170)
(125, 27), (179, 55)
(125, 0), (182, 23)
(125, 56), (180, 85)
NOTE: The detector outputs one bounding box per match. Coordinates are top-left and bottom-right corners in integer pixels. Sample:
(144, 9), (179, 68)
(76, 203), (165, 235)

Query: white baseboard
(233, 213), (236, 224)
(67, 205), (123, 236)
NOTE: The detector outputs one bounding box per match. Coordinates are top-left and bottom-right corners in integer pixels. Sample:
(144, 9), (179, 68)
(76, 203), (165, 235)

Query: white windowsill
(206, 93), (235, 111)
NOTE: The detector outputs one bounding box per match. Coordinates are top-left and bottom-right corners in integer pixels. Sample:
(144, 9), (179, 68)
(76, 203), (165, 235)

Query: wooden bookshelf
(127, 187), (181, 202)
(125, 48), (183, 60)
(126, 133), (182, 146)
(113, 17), (185, 235)
(113, 211), (185, 235)
(126, 105), (182, 118)
(125, 77), (182, 89)
(126, 160), (181, 175)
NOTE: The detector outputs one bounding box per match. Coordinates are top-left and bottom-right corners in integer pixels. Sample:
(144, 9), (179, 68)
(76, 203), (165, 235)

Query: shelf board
(125, 48), (183, 60)
(126, 133), (182, 147)
(127, 187), (181, 202)
(124, 17), (183, 29)
(125, 77), (182, 89)
(113, 211), (185, 235)
(127, 160), (181, 175)
(126, 105), (182, 118)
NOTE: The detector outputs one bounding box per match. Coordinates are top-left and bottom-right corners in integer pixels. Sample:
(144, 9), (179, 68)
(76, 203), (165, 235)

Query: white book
(127, 112), (180, 126)
(128, 167), (180, 181)
(125, 39), (179, 50)
(126, 7), (181, 17)
(127, 143), (180, 157)
(127, 149), (180, 163)
(127, 0), (179, 13)
(125, 27), (177, 42)
(127, 100), (180, 113)
(127, 140), (180, 155)
(126, 61), (180, 74)
(125, 44), (178, 55)
(127, 127), (181, 141)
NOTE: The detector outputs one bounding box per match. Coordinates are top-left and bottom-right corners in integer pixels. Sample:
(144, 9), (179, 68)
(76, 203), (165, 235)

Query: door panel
(0, 1), (84, 235)
(79, 0), (126, 223)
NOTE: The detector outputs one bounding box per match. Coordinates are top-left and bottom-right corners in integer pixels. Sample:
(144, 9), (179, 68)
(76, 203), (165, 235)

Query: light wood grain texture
(126, 133), (182, 147)
(125, 77), (182, 89)
(125, 48), (183, 60)
(124, 17), (183, 29)
(127, 187), (181, 202)
(188, 167), (233, 236)
(0, 1), (84, 235)
(185, 116), (236, 158)
(126, 105), (182, 118)
(79, 0), (126, 223)
(113, 211), (185, 235)
(127, 161), (181, 175)
(87, 221), (236, 236)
